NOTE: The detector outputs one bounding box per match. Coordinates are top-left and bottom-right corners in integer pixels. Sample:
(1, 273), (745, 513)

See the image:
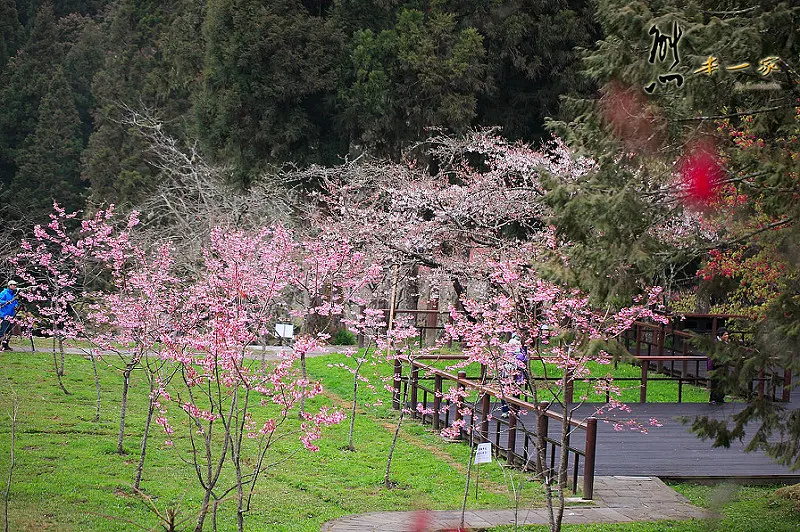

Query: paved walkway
(321, 476), (710, 531)
(7, 341), (340, 361)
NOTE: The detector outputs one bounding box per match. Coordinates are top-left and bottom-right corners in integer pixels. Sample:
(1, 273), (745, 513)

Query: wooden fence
(623, 319), (792, 402)
(391, 356), (598, 499)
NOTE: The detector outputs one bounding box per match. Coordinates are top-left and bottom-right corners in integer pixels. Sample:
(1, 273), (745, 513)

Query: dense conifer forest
(0, 0), (598, 223)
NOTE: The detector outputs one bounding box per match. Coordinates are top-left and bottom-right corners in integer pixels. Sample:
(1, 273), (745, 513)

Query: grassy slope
(0, 351), (541, 531)
(0, 349), (776, 531)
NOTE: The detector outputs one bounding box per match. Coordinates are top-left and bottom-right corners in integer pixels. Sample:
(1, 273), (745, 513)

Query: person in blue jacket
(0, 280), (20, 351)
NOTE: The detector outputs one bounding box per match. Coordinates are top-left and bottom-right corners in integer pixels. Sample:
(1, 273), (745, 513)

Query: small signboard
(275, 323), (294, 339)
(474, 442), (492, 465)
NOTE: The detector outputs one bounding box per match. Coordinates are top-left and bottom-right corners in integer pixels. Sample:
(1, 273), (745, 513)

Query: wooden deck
(428, 400), (800, 482)
(569, 401), (800, 480)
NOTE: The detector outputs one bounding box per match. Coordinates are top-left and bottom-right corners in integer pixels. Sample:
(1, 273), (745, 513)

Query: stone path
(321, 476), (710, 531)
(7, 341), (340, 361)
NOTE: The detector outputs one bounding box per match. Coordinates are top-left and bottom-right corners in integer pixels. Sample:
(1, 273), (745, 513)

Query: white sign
(474, 443), (492, 465)
(275, 323), (294, 339)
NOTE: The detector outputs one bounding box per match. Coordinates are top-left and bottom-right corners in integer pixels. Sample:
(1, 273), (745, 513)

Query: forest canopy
(0, 0), (598, 221)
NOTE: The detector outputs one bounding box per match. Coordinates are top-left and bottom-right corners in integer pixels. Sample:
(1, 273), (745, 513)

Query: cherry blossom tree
(288, 235), (383, 418)
(445, 258), (666, 532)
(12, 203), (138, 409)
(325, 307), (388, 452)
(88, 241), (187, 488)
(301, 129), (593, 289)
(287, 130), (665, 530)
(105, 226), (384, 531)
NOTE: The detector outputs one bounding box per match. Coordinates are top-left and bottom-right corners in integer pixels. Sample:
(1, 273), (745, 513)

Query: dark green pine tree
(462, 0), (601, 142)
(338, 6), (488, 161)
(547, 0), (800, 467)
(0, 2), (60, 193)
(195, 0), (346, 183)
(61, 17), (104, 145)
(81, 0), (187, 205)
(0, 0), (24, 72)
(13, 65), (87, 217)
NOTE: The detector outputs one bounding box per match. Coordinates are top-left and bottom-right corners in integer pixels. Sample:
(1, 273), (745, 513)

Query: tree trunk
(384, 386), (407, 488)
(534, 404), (558, 532)
(133, 380), (156, 490)
(459, 413), (477, 529)
(89, 349), (101, 422)
(58, 337), (66, 381)
(298, 352), (307, 419)
(194, 488), (213, 532)
(233, 389), (249, 532)
(348, 358), (365, 451)
(52, 336), (69, 395)
(117, 366), (133, 454)
(553, 400), (571, 532)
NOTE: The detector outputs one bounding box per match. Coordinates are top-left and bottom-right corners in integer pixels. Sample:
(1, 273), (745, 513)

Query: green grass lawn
(0, 351), (543, 531)
(489, 483), (800, 531)
(0, 349), (780, 531)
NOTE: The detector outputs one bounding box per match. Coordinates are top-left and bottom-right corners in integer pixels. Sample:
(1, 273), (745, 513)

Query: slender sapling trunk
(348, 357), (366, 451)
(117, 365), (133, 454)
(384, 385), (407, 488)
(133, 378), (157, 490)
(88, 349), (101, 422)
(298, 352), (307, 419)
(3, 386), (18, 532)
(52, 336), (69, 395)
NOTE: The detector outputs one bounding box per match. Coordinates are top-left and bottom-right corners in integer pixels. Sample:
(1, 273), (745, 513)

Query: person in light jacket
(500, 335), (529, 418)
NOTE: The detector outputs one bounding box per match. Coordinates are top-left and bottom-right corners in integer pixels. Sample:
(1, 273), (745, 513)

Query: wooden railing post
(410, 363), (419, 418)
(481, 393), (490, 441)
(453, 371), (466, 440)
(392, 358), (402, 410)
(507, 409), (518, 466)
(640, 359), (648, 403)
(583, 417), (597, 500)
(433, 374), (442, 430)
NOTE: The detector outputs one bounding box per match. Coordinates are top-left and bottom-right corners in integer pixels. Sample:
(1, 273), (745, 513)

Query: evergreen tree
(454, 0), (601, 142)
(0, 2), (60, 193)
(0, 0), (24, 72)
(13, 65), (86, 216)
(81, 0), (186, 204)
(339, 6), (488, 161)
(196, 0), (345, 183)
(61, 17), (104, 144)
(548, 0), (800, 466)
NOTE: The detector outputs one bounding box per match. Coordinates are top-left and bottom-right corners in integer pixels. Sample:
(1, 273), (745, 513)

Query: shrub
(331, 328), (357, 345)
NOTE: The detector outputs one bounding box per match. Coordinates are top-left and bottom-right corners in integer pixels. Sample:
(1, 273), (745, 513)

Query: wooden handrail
(634, 355), (707, 361)
(395, 356), (597, 498)
(403, 357), (590, 429)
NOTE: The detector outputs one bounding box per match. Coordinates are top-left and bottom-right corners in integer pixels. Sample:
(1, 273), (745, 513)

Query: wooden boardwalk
(428, 400), (800, 482)
(569, 401), (799, 480)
